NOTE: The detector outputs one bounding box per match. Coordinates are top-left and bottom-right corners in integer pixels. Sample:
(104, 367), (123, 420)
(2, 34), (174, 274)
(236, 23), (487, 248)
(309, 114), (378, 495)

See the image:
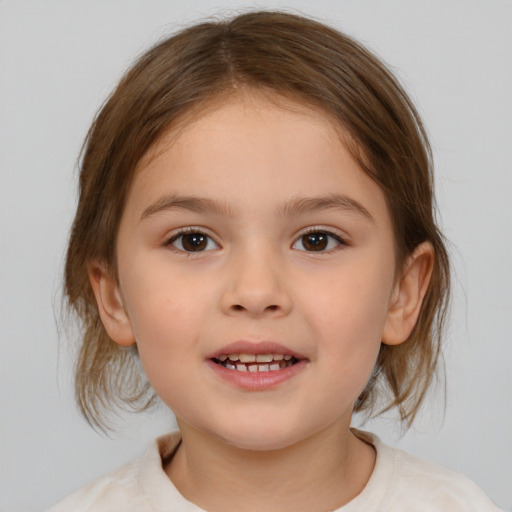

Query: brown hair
(64, 10), (450, 430)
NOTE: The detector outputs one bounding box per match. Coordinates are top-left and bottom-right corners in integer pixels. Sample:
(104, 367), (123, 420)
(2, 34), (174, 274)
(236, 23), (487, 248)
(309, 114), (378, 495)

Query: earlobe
(382, 242), (434, 346)
(88, 262), (136, 347)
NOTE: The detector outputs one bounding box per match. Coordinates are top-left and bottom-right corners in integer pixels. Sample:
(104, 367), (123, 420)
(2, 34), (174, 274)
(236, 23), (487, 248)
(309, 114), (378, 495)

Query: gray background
(1, 0), (511, 510)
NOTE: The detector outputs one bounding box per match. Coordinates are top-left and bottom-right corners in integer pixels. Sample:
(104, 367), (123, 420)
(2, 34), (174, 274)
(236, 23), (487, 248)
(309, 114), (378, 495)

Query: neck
(166, 420), (375, 512)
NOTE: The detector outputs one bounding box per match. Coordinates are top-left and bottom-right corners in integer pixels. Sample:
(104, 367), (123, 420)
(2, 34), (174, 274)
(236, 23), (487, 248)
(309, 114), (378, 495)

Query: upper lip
(206, 341), (307, 360)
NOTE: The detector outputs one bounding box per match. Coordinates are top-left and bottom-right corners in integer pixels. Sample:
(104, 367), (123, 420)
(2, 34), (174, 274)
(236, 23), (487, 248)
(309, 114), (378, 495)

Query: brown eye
(170, 232), (218, 252)
(302, 232), (328, 251)
(182, 233), (207, 251)
(293, 231), (343, 252)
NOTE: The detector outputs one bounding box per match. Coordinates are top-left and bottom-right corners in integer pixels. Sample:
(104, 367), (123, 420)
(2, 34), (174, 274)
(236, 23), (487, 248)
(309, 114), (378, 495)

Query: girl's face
(97, 94), (406, 450)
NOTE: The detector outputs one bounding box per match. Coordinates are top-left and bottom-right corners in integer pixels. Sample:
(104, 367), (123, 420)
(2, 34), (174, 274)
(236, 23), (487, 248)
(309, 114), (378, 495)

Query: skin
(90, 92), (433, 511)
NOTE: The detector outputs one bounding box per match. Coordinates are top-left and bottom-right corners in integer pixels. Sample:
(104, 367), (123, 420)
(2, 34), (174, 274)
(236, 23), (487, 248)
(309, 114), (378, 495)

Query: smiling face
(90, 92), (430, 451)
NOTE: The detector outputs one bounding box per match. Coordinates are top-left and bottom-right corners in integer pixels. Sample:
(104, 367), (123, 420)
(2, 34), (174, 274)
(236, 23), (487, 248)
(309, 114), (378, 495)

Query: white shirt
(48, 430), (501, 511)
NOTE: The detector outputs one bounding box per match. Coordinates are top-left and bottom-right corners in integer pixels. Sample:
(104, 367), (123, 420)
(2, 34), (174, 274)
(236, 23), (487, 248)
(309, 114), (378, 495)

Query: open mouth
(212, 353), (298, 372)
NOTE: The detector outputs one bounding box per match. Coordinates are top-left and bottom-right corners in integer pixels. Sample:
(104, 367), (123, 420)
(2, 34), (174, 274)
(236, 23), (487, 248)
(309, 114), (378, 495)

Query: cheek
(121, 256), (210, 339)
(310, 264), (393, 340)
(305, 258), (393, 382)
(131, 303), (201, 414)
(120, 275), (213, 390)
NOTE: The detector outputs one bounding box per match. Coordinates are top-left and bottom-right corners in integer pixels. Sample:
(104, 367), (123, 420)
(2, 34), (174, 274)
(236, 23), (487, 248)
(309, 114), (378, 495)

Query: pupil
(182, 233), (207, 251)
(303, 232), (327, 251)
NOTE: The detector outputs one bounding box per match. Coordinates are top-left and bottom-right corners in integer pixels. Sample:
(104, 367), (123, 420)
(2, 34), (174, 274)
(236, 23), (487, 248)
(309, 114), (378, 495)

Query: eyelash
(292, 227), (348, 253)
(165, 227), (219, 254)
(165, 227), (348, 254)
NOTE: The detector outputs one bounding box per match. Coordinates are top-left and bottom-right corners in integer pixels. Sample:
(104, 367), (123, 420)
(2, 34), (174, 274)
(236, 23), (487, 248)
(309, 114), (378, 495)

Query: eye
(167, 230), (219, 252)
(292, 230), (345, 252)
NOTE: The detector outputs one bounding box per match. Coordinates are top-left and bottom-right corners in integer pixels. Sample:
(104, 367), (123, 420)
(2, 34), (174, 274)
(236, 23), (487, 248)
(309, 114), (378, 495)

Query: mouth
(206, 341), (307, 389)
(212, 353), (298, 372)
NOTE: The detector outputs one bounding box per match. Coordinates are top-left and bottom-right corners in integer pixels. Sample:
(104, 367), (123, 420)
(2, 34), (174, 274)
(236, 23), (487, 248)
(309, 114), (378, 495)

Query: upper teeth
(218, 353), (292, 363)
(216, 353), (296, 372)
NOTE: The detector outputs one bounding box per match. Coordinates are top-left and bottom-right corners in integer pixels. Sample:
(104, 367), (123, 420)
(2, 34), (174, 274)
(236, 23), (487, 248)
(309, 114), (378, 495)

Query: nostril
(230, 304), (280, 313)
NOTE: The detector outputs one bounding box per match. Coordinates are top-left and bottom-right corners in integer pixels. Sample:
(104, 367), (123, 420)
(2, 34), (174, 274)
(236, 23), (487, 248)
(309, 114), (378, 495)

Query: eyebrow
(141, 195), (236, 220)
(140, 193), (374, 223)
(281, 194), (375, 222)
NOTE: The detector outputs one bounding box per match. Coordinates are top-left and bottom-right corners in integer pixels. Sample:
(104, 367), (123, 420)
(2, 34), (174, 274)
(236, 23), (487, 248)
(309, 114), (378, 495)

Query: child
(49, 10), (500, 512)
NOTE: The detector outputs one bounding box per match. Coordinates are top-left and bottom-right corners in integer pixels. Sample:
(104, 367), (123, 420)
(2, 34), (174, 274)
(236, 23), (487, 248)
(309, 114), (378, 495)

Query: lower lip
(206, 359), (308, 391)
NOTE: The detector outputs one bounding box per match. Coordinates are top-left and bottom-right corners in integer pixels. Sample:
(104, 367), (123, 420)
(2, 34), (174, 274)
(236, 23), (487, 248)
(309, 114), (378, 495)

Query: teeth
(216, 353), (297, 372)
(238, 353), (256, 363)
(256, 354), (273, 363)
(218, 353), (294, 362)
(219, 359), (296, 372)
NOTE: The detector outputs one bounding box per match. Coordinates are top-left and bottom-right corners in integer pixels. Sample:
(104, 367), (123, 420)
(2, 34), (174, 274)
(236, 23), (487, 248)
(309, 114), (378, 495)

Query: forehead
(125, 92), (389, 224)
(137, 90), (348, 170)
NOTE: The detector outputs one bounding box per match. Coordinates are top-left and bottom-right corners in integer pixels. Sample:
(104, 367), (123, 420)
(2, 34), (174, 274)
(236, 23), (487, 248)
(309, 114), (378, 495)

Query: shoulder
(46, 432), (184, 512)
(352, 430), (501, 512)
(46, 457), (143, 512)
(388, 445), (498, 510)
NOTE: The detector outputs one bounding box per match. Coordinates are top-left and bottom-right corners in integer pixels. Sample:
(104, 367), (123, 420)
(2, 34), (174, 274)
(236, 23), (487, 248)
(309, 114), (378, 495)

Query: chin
(224, 433), (301, 452)
(209, 418), (315, 452)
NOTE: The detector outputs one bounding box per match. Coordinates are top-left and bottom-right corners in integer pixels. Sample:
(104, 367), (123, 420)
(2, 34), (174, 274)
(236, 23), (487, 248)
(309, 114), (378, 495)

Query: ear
(88, 261), (136, 347)
(382, 242), (434, 346)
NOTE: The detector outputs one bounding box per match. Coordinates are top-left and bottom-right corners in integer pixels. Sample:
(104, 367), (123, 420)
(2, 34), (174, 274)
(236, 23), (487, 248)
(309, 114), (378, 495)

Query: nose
(220, 250), (292, 319)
